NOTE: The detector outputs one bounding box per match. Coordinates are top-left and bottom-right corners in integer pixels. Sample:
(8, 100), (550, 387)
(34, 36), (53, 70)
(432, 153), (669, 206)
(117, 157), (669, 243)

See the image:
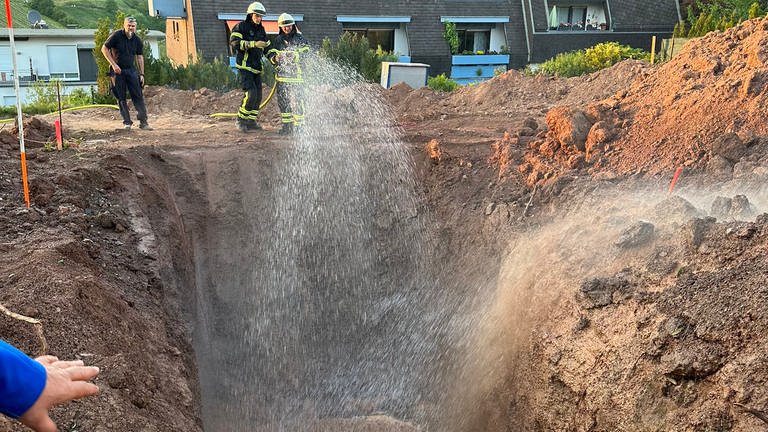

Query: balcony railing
(552, 22), (609, 31)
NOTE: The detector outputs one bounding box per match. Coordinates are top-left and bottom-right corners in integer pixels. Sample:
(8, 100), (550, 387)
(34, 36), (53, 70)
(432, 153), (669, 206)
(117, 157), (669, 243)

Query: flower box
(449, 54), (509, 85)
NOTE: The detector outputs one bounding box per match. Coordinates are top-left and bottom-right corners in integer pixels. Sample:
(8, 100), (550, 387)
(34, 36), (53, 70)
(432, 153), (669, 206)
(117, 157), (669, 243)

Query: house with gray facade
(151, 0), (681, 75)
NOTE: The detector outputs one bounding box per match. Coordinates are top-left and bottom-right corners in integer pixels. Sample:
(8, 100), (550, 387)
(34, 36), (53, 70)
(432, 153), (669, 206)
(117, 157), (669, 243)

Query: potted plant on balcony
(443, 22), (460, 55)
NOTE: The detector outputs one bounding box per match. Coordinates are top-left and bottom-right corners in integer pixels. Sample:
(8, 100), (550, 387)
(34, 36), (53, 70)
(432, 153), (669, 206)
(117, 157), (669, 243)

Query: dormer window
(548, 2), (609, 31)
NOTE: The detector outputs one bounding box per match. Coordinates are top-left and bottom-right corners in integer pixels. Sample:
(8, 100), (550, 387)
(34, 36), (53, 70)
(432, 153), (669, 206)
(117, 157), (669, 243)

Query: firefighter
(266, 13), (310, 135)
(229, 2), (270, 132)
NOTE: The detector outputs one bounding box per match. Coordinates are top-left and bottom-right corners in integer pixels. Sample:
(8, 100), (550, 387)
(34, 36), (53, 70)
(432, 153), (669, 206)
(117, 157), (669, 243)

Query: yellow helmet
(278, 13), (295, 27)
(246, 2), (266, 16)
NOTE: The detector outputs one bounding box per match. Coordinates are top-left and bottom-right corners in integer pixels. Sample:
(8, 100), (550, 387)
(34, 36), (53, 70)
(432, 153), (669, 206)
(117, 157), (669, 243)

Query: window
(548, 3), (609, 31)
(336, 16), (410, 55)
(440, 17), (508, 54)
(456, 25), (491, 53)
(342, 26), (396, 52)
(0, 46), (12, 81)
(47, 45), (79, 80)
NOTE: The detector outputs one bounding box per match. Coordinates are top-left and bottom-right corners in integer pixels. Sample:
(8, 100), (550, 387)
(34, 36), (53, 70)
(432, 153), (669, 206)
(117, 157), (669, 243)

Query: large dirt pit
(2, 17), (768, 432)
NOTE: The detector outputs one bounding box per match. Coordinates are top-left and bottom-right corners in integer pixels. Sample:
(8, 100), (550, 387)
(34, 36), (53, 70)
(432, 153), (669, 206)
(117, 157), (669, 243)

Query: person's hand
(139, 74), (145, 88)
(112, 65), (122, 75)
(253, 40), (268, 49)
(19, 356), (100, 432)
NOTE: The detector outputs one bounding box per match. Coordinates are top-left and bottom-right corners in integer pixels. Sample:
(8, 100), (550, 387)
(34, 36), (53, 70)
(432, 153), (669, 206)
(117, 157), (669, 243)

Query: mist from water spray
(189, 50), (768, 430)
(192, 53), (498, 432)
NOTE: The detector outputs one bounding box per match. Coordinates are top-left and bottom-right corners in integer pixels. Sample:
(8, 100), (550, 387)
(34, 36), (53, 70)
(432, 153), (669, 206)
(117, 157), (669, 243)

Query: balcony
(449, 54), (510, 85)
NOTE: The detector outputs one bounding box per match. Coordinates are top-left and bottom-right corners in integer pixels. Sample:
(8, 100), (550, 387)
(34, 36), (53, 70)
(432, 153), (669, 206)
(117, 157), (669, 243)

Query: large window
(47, 45), (79, 80)
(440, 17), (509, 54)
(343, 27), (396, 52)
(336, 16), (411, 55)
(457, 25), (491, 53)
(548, 3), (609, 31)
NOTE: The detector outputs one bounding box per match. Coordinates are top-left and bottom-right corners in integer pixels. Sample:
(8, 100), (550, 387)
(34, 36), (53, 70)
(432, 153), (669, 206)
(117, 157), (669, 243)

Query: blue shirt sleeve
(0, 340), (46, 418)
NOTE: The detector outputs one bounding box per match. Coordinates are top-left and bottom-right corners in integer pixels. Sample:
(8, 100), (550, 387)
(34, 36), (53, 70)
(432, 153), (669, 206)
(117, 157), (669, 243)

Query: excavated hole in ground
(134, 143), (519, 432)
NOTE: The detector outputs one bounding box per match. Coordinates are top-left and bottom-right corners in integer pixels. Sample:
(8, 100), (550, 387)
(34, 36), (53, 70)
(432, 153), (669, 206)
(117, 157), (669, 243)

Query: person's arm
(230, 23), (246, 52)
(0, 341), (99, 432)
(100, 43), (121, 75)
(137, 54), (145, 87)
(0, 340), (46, 419)
(266, 36), (280, 64)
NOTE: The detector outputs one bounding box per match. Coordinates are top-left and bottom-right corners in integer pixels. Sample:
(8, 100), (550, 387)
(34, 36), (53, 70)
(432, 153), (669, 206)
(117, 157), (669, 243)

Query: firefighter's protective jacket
(229, 19), (269, 74)
(267, 29), (309, 83)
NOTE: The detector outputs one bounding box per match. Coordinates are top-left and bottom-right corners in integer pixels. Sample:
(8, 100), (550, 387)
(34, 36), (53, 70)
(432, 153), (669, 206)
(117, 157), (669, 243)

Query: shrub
(679, 1), (763, 37)
(427, 74), (460, 92)
(539, 42), (648, 77)
(26, 80), (96, 112)
(144, 54), (238, 92)
(319, 33), (397, 82)
(443, 22), (460, 54)
(0, 81), (104, 119)
(584, 42), (647, 71)
(538, 50), (589, 77)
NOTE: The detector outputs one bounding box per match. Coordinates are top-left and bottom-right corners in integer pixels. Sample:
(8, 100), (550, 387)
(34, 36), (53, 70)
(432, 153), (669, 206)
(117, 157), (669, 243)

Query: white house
(0, 28), (165, 106)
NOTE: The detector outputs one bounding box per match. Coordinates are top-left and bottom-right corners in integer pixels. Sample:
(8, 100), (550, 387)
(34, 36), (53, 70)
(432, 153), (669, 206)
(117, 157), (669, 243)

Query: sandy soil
(1, 16), (768, 432)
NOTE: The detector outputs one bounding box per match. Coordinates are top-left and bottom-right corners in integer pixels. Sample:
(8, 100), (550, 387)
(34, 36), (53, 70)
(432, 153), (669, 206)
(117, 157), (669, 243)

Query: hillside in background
(0, 0), (164, 31)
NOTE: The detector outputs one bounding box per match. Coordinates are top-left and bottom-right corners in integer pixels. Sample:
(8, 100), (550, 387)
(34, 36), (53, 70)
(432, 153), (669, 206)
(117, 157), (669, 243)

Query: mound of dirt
(604, 17), (768, 176)
(457, 17), (768, 191)
(0, 116), (56, 149)
(143, 85), (282, 126)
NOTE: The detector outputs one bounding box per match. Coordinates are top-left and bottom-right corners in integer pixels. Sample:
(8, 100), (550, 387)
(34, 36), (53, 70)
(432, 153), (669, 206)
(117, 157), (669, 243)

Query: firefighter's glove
(242, 40), (269, 50)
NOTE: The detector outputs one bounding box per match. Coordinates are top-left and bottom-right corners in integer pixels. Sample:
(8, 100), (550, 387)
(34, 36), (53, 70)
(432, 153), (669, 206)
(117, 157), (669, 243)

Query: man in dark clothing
(229, 2), (270, 133)
(267, 13), (310, 135)
(101, 16), (151, 130)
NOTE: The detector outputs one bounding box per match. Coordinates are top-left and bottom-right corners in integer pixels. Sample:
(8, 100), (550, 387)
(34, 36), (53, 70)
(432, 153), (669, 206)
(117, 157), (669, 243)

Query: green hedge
(0, 80), (97, 118)
(427, 74), (460, 92)
(319, 32), (398, 82)
(144, 55), (238, 92)
(538, 42), (649, 77)
(675, 1), (764, 38)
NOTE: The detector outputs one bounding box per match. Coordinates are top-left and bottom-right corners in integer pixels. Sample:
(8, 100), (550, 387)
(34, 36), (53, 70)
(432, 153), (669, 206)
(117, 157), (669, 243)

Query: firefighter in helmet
(266, 13), (310, 135)
(229, 2), (270, 132)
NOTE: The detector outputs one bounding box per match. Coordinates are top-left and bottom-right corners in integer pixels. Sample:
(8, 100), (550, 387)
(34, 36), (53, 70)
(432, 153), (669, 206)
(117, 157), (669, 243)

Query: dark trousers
(111, 68), (147, 126)
(276, 83), (304, 125)
(238, 71), (262, 122)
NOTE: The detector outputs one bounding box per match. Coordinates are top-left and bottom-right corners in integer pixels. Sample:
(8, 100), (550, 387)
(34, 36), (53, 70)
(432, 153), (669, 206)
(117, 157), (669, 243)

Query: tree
(93, 12), (126, 96)
(104, 0), (118, 14)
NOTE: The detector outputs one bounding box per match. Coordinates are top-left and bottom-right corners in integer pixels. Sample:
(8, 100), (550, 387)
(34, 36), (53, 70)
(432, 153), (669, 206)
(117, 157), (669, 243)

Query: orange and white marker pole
(54, 119), (62, 150)
(668, 166), (683, 195)
(5, 0), (30, 207)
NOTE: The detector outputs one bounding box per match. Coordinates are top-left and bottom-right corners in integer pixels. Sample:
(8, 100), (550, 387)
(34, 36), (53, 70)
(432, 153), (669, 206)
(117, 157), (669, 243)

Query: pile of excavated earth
(0, 16), (767, 432)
